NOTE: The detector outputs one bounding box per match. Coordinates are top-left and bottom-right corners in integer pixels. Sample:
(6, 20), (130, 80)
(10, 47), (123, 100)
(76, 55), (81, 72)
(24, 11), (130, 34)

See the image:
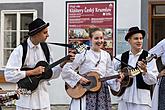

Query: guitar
(65, 71), (130, 99)
(65, 54), (157, 99)
(0, 91), (19, 104)
(17, 43), (88, 92)
(110, 54), (157, 96)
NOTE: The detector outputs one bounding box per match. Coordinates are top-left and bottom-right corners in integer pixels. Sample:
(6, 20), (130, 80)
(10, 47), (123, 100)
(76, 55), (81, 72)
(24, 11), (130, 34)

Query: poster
(66, 0), (116, 55)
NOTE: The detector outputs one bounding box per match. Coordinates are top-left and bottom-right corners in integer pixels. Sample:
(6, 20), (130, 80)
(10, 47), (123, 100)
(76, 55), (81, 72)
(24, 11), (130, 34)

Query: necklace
(91, 50), (101, 67)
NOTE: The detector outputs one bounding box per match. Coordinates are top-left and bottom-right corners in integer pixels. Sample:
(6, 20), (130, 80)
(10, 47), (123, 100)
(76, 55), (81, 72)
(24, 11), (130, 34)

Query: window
(1, 10), (37, 67)
(116, 29), (130, 55)
(153, 5), (165, 16)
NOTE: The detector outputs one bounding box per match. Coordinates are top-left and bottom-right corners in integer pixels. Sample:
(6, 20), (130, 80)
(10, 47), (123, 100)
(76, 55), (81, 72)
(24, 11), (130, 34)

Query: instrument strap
(20, 39), (50, 67)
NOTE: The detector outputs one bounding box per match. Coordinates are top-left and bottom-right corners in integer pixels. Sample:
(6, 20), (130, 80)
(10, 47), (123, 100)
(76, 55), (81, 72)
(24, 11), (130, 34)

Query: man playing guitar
(112, 26), (158, 110)
(4, 18), (75, 110)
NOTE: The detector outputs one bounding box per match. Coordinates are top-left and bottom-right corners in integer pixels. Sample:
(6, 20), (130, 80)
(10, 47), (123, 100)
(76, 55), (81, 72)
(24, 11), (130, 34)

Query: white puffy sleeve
(4, 45), (26, 83)
(61, 53), (85, 88)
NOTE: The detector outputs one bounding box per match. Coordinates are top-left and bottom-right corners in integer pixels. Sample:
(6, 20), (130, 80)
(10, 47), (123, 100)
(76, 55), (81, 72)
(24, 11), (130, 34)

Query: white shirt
(4, 38), (62, 109)
(149, 39), (165, 65)
(114, 49), (158, 107)
(149, 39), (165, 110)
(62, 49), (119, 88)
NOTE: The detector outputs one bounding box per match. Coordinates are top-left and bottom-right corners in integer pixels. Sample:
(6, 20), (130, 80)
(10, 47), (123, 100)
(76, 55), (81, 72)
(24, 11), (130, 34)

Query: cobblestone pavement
(2, 104), (118, 110)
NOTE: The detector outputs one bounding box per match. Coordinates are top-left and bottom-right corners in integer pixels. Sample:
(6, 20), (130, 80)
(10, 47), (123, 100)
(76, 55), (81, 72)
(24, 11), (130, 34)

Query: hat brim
(125, 30), (145, 41)
(28, 23), (49, 36)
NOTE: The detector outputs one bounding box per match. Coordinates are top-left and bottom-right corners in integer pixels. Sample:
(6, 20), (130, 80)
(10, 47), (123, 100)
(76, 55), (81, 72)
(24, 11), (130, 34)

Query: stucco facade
(0, 0), (147, 105)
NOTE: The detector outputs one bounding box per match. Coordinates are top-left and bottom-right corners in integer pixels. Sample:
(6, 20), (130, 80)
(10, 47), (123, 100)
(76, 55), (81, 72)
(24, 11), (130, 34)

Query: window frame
(0, 9), (37, 67)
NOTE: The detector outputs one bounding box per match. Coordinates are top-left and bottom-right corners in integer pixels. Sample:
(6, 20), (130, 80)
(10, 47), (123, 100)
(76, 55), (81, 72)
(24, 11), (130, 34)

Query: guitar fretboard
(46, 55), (71, 70)
(99, 74), (120, 82)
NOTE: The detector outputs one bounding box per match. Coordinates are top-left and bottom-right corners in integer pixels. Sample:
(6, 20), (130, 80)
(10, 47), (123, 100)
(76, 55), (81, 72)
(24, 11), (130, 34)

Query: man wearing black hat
(4, 18), (73, 110)
(111, 26), (158, 110)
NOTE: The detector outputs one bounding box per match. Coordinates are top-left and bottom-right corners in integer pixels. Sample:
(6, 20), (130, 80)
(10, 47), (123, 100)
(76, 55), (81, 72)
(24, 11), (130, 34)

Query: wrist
(142, 71), (147, 75)
(60, 63), (64, 68)
(26, 70), (33, 76)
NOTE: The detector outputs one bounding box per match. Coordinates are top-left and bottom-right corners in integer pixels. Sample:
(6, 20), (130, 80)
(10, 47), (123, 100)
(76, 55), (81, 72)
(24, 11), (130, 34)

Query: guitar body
(111, 53), (157, 96)
(110, 76), (132, 96)
(35, 61), (53, 79)
(110, 67), (138, 96)
(86, 72), (101, 92)
(65, 83), (87, 99)
(65, 72), (102, 99)
(17, 61), (53, 91)
(17, 43), (88, 92)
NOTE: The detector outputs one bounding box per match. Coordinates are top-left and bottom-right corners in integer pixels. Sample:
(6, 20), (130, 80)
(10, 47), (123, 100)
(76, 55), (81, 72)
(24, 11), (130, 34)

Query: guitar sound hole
(82, 76), (97, 90)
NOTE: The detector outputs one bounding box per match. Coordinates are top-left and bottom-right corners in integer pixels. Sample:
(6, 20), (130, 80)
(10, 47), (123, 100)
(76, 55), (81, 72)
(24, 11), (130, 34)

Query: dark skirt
(86, 82), (112, 110)
(158, 77), (165, 110)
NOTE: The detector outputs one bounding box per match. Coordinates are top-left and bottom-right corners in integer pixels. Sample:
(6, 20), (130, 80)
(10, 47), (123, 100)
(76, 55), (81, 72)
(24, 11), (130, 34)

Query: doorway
(148, 1), (165, 71)
(153, 18), (165, 45)
(148, 1), (165, 48)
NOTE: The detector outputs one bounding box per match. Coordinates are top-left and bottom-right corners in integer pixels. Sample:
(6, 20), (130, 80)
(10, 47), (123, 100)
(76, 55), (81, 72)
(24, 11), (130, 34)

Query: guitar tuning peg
(151, 54), (157, 59)
(130, 68), (141, 77)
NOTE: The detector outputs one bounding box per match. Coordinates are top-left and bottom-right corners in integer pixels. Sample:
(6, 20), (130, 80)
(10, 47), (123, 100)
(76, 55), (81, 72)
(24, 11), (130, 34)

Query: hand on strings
(26, 66), (45, 76)
(137, 59), (147, 74)
(79, 77), (91, 85)
(59, 49), (76, 68)
(116, 71), (125, 83)
(157, 69), (165, 79)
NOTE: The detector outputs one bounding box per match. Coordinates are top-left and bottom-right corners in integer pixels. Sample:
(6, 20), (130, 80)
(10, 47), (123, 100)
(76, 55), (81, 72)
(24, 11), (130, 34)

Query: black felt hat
(125, 26), (145, 41)
(28, 18), (49, 36)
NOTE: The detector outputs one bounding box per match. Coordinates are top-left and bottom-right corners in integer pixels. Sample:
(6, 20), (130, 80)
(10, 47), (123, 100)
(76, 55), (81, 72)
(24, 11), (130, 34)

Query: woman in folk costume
(61, 27), (123, 110)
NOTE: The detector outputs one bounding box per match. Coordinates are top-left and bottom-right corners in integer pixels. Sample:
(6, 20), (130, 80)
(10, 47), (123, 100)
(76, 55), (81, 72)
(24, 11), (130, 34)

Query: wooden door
(148, 0), (165, 71)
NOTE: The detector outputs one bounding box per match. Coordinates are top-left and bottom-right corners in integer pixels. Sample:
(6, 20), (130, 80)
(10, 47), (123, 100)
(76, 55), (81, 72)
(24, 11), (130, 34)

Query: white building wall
(117, 0), (141, 28)
(0, 0), (142, 105)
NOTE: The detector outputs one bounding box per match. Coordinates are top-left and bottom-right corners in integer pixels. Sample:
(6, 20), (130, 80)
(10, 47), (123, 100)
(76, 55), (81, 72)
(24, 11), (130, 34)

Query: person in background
(4, 18), (74, 110)
(0, 87), (2, 110)
(61, 27), (123, 110)
(149, 39), (165, 110)
(112, 26), (158, 110)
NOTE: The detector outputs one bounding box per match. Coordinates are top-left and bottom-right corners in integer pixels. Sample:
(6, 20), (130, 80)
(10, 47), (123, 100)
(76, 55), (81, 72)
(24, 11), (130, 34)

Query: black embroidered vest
(121, 50), (151, 90)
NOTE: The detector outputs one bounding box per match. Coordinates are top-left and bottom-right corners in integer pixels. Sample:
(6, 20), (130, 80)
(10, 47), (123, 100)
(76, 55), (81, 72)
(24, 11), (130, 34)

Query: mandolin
(17, 43), (88, 92)
(110, 54), (157, 96)
(0, 91), (19, 104)
(65, 54), (157, 99)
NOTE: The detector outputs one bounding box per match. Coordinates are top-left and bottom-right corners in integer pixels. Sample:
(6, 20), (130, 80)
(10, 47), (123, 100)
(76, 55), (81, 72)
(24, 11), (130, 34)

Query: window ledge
(0, 70), (6, 83)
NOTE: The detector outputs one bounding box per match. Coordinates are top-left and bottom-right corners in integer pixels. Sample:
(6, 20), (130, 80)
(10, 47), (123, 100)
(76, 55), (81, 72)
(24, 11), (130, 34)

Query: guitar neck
(99, 74), (120, 82)
(143, 54), (157, 64)
(46, 55), (71, 70)
(0, 93), (19, 104)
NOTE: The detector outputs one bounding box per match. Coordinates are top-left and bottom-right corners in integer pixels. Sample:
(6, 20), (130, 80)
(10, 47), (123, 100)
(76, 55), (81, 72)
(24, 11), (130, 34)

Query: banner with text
(66, 1), (116, 55)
